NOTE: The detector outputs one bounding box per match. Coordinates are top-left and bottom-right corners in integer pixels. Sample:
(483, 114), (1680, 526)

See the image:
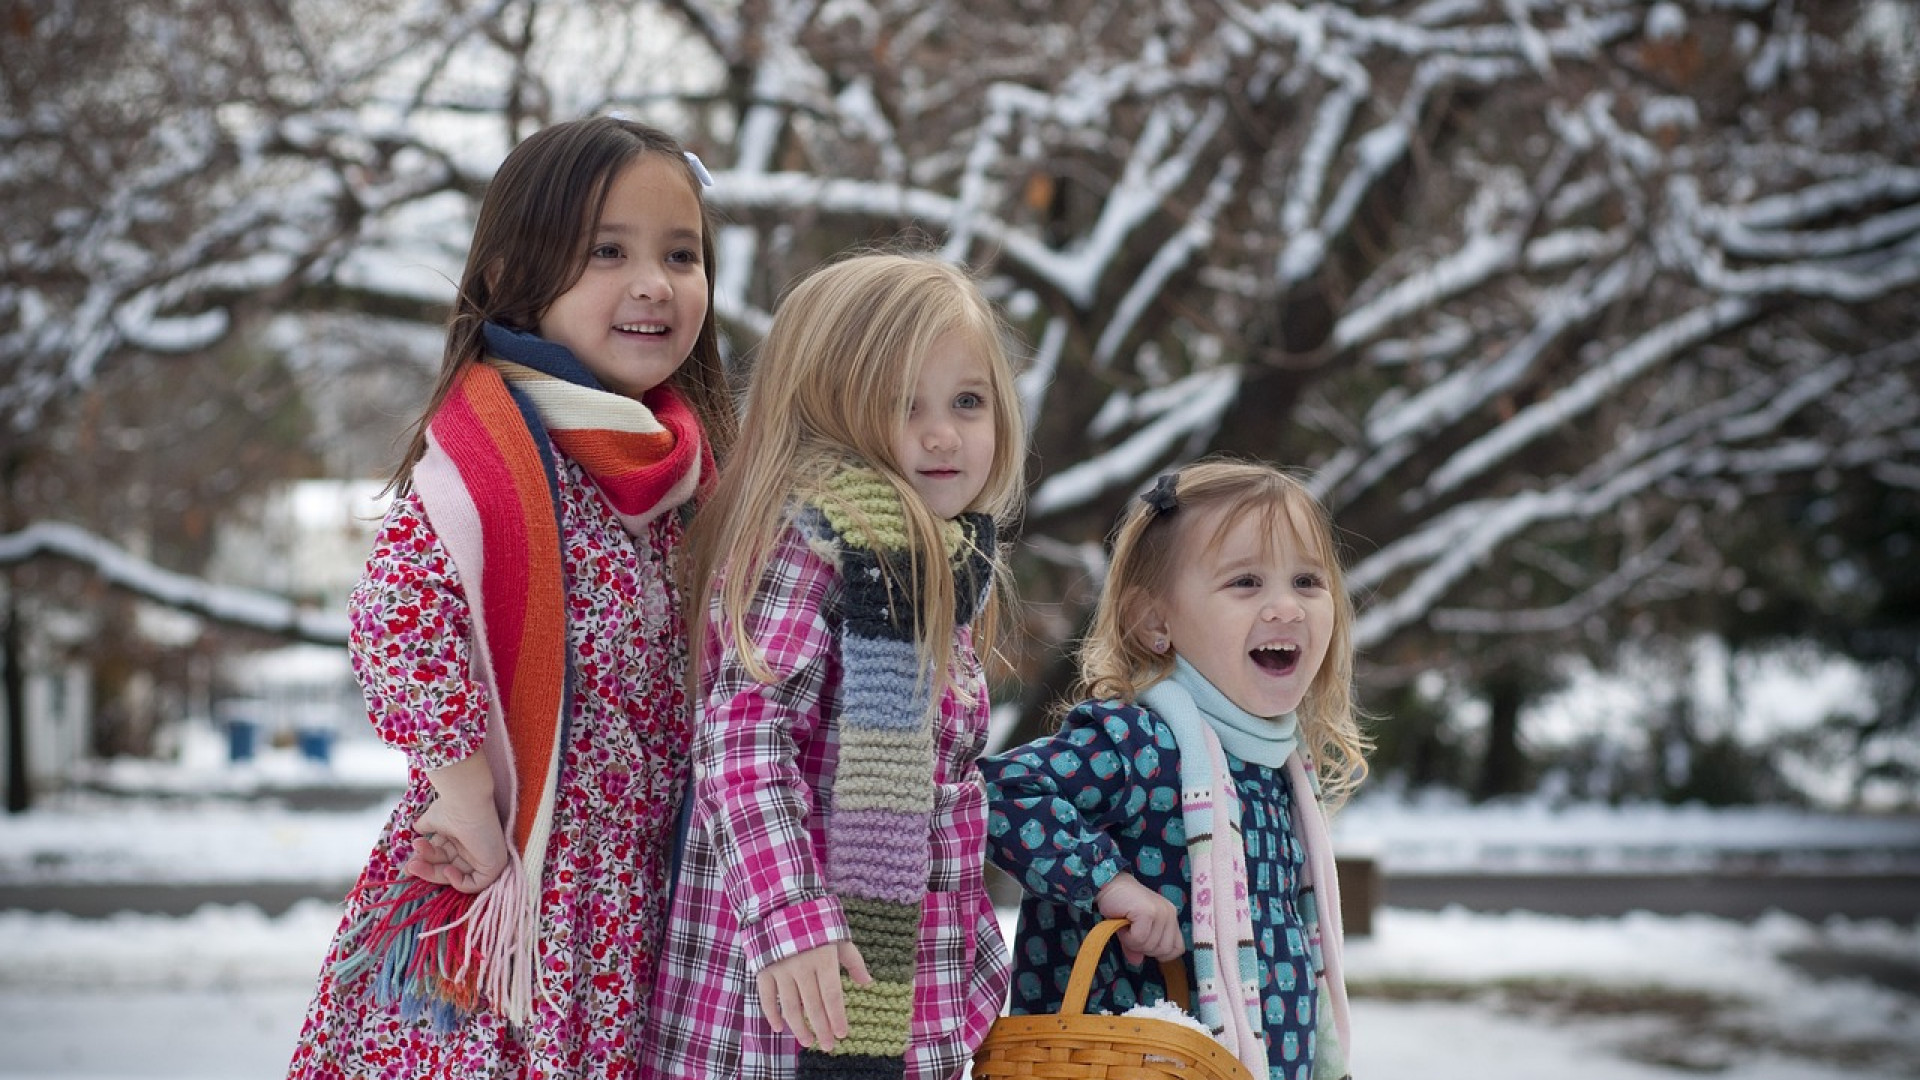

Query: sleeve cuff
(1072, 849), (1125, 910)
(744, 894), (848, 974)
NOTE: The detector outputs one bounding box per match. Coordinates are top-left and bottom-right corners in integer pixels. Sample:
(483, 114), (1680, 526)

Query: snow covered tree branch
(9, 0), (1917, 774)
(0, 523), (348, 646)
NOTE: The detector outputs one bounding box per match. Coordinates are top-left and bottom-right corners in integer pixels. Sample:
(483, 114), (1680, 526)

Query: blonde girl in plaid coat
(643, 253), (1027, 1080)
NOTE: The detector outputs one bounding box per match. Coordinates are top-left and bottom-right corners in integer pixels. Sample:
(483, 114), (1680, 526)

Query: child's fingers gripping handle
(1061, 918), (1193, 1016)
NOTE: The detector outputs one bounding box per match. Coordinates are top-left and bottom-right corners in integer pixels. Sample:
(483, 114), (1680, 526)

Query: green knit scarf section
(797, 464), (992, 1080)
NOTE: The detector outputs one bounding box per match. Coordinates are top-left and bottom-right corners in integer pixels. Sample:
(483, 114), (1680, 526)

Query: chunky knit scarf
(333, 323), (708, 1031)
(796, 466), (994, 1080)
(1140, 657), (1351, 1080)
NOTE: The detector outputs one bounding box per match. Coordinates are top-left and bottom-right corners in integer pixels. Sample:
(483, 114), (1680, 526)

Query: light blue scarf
(1137, 657), (1300, 1074)
(1143, 656), (1299, 768)
(1139, 657), (1350, 1079)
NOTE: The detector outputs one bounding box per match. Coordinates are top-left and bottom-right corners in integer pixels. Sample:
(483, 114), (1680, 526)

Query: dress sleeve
(978, 701), (1165, 910)
(696, 525), (845, 971)
(346, 492), (491, 771)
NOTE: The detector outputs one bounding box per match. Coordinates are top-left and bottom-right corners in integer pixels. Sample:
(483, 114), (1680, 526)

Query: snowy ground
(5, 901), (1915, 1080)
(1, 729), (1917, 1079)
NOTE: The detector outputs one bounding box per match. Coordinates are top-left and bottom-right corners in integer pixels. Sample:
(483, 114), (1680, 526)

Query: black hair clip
(1140, 473), (1180, 517)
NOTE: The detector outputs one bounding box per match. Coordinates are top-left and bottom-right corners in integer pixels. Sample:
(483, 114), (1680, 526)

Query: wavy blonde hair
(1078, 460), (1369, 805)
(688, 252), (1027, 693)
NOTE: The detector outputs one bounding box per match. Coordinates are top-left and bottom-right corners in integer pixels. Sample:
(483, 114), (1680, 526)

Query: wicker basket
(972, 918), (1255, 1080)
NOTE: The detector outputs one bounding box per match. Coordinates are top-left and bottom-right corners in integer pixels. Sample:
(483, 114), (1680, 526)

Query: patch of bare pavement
(5, 870), (1915, 925)
(0, 880), (355, 918)
(1383, 871), (1920, 923)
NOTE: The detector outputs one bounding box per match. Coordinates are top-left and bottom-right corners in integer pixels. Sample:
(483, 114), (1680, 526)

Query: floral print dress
(288, 453), (692, 1080)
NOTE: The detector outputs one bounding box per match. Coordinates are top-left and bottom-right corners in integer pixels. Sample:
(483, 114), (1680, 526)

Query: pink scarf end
(333, 851), (537, 1029)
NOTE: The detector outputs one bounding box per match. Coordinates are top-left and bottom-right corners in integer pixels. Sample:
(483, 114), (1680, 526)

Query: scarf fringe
(331, 849), (535, 1031)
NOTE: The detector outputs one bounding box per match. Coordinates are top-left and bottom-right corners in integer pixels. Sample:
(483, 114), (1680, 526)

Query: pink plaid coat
(643, 524), (1009, 1080)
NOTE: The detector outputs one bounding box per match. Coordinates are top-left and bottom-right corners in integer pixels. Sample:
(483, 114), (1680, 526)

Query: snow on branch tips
(1421, 296), (1756, 502)
(0, 522), (349, 648)
(1431, 511), (1700, 636)
(1358, 259), (1637, 456)
(1332, 230), (1522, 352)
(1093, 158), (1240, 368)
(1028, 369), (1239, 519)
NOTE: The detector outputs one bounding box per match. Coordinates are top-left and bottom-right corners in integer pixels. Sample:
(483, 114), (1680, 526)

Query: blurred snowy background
(4, 2), (1919, 1077)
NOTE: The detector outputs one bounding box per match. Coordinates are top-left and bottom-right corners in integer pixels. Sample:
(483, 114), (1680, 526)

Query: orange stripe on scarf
(546, 385), (704, 524)
(334, 328), (708, 1029)
(435, 366), (567, 852)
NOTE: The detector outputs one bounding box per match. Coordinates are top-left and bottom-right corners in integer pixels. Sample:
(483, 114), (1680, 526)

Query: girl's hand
(1096, 872), (1186, 965)
(757, 941), (872, 1052)
(405, 752), (508, 893)
(406, 794), (510, 893)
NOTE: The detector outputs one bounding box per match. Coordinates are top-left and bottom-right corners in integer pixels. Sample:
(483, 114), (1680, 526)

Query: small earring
(1151, 637), (1168, 654)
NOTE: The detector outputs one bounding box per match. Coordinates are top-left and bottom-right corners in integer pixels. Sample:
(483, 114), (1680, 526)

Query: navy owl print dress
(979, 699), (1323, 1080)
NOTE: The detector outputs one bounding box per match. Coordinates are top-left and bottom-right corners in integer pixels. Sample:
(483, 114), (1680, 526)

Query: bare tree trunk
(1475, 670), (1528, 803)
(3, 579), (24, 815)
(4, 448), (28, 814)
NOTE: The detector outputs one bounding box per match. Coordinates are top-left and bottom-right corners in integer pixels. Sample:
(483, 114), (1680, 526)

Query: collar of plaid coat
(795, 465), (993, 1079)
(331, 322), (708, 1031)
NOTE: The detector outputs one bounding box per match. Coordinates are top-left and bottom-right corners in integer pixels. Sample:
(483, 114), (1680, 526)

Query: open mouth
(1250, 643), (1300, 675)
(614, 322), (669, 336)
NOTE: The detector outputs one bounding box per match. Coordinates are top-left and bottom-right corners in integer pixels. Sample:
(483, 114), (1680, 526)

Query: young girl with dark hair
(288, 115), (734, 1080)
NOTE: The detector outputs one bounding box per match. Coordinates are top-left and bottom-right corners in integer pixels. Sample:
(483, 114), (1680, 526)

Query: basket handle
(1060, 917), (1192, 1017)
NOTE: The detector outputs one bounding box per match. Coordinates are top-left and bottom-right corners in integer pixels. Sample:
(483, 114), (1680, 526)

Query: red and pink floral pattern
(289, 456), (690, 1080)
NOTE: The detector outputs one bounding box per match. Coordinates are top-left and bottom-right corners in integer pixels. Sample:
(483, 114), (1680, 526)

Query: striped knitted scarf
(333, 323), (708, 1031)
(1140, 657), (1351, 1080)
(796, 466), (994, 1080)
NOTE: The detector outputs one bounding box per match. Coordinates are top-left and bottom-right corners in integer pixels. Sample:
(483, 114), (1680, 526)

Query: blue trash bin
(296, 728), (335, 765)
(226, 719), (258, 762)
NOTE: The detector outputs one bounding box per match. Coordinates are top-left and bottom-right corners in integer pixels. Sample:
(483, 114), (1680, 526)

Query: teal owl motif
(979, 698), (1319, 1075)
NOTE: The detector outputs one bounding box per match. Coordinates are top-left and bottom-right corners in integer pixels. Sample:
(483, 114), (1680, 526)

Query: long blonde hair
(1079, 460), (1369, 804)
(689, 252), (1027, 693)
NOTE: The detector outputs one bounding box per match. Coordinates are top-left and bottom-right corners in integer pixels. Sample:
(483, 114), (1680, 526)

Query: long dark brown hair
(388, 116), (735, 492)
